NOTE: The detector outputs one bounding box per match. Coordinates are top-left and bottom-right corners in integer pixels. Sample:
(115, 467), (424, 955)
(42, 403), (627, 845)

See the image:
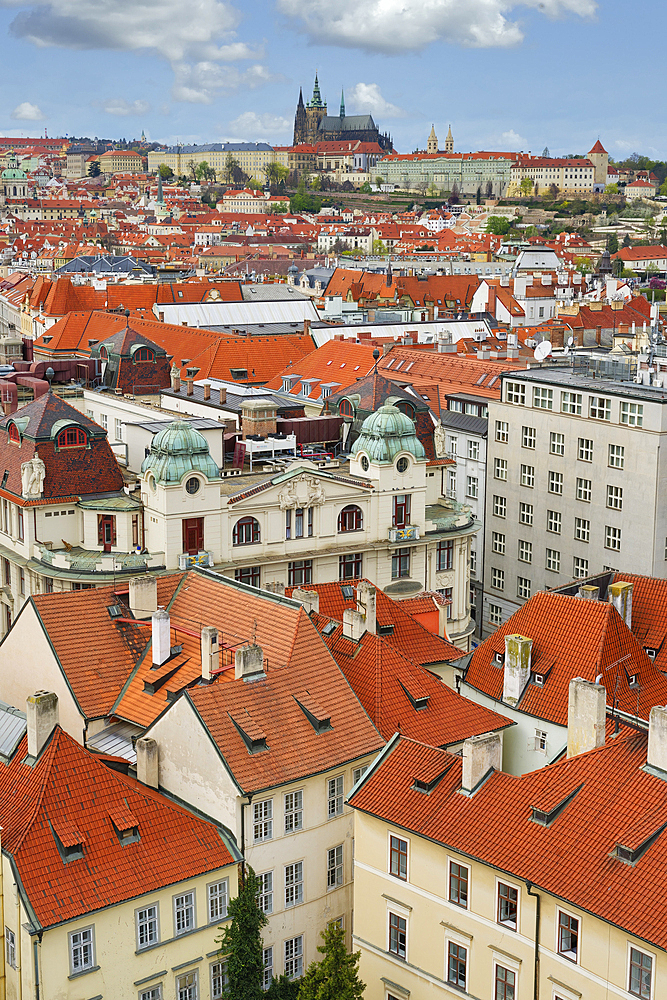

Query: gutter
(525, 881), (540, 1000)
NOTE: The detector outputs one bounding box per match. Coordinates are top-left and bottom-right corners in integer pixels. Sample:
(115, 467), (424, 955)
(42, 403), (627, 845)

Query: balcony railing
(388, 525), (420, 543)
(178, 551), (213, 570)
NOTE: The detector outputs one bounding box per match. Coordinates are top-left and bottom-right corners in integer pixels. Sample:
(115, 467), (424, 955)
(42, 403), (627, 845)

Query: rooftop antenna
(533, 340), (552, 362)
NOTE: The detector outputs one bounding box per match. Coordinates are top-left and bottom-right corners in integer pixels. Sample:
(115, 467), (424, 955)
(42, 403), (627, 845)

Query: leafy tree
(88, 159), (101, 177)
(216, 867), (267, 1000)
(612, 257), (624, 277)
(224, 153), (240, 184)
(623, 234), (632, 247)
(266, 974), (301, 999)
(607, 233), (619, 254)
(187, 158), (197, 181)
(263, 161), (289, 187)
(358, 181), (372, 194)
(485, 179), (494, 198)
(372, 239), (388, 254)
(158, 163), (174, 180)
(476, 185), (481, 205)
(660, 180), (667, 197)
(450, 181), (459, 204)
(298, 922), (365, 1000)
(605, 183), (619, 194)
(574, 255), (593, 274)
(549, 183), (559, 198)
(375, 176), (385, 187)
(486, 215), (510, 235)
(519, 177), (533, 196)
(524, 225), (538, 238)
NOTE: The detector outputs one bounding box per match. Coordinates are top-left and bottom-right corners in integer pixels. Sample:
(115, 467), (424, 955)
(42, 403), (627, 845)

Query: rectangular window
(174, 892), (195, 935)
(136, 904), (159, 948)
(605, 525), (622, 551)
(620, 401), (643, 426)
(470, 548), (476, 578)
(257, 872), (273, 914)
(576, 478), (592, 502)
(392, 494), (411, 528)
(391, 548), (410, 579)
(589, 396), (611, 421)
(235, 566), (260, 588)
(176, 971), (197, 1000)
(561, 391), (582, 415)
(607, 485), (623, 510)
(140, 988), (162, 1000)
(573, 556), (589, 579)
(288, 560), (312, 587)
(493, 495), (507, 518)
(533, 386), (553, 409)
(492, 531), (506, 555)
(495, 965), (516, 999)
(495, 420), (509, 443)
(521, 427), (536, 449)
(100, 413), (108, 430)
(437, 540), (454, 571)
(208, 880), (228, 923)
(557, 911), (579, 962)
(447, 469), (457, 498)
(285, 509), (291, 539)
(518, 540), (532, 563)
(546, 548), (561, 572)
(447, 434), (457, 455)
(19, 568), (24, 596)
(389, 913), (407, 959)
(578, 437), (593, 462)
(262, 947), (273, 992)
(505, 381), (525, 405)
(284, 862), (303, 907)
(494, 457), (507, 481)
(339, 552), (362, 580)
(608, 444), (625, 468)
(517, 576), (532, 599)
(284, 790), (303, 833)
(548, 471), (563, 495)
(17, 507), (23, 541)
(390, 835), (408, 880)
(550, 432), (565, 455)
(211, 961), (228, 999)
(5, 927), (16, 969)
(520, 464), (535, 488)
(497, 883), (518, 929)
(466, 476), (479, 499)
(285, 936), (303, 980)
(574, 517), (590, 542)
(489, 604), (502, 626)
(69, 926), (94, 973)
(447, 941), (467, 989)
(253, 799), (273, 842)
(353, 764), (369, 785)
(491, 567), (505, 591)
(467, 439), (479, 460)
(629, 947), (652, 998)
(518, 502), (533, 526)
(327, 845), (343, 888)
(328, 775), (344, 817)
(115, 418), (123, 440)
(449, 861), (468, 908)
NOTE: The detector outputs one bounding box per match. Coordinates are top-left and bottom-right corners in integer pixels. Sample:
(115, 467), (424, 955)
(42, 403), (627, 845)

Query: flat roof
(500, 365), (667, 403)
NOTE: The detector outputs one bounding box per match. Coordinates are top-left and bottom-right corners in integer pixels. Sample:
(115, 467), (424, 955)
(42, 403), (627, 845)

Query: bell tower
(427, 125), (438, 154)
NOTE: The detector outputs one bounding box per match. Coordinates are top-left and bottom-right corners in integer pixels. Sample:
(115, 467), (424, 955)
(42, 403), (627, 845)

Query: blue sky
(0, 0), (665, 160)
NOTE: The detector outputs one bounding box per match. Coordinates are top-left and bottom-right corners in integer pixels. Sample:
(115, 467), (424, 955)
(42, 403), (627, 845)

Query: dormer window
(57, 426), (87, 449)
(8, 424), (20, 444)
(645, 648), (657, 661)
(628, 674), (639, 688)
(133, 346), (155, 363)
(533, 673), (544, 686)
(99, 346), (108, 360)
(494, 652), (504, 666)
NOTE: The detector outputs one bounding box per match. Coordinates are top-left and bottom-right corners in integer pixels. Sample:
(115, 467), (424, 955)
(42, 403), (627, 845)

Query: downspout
(0, 842), (4, 1000)
(525, 881), (540, 1000)
(240, 793), (253, 877)
(33, 934), (42, 1000)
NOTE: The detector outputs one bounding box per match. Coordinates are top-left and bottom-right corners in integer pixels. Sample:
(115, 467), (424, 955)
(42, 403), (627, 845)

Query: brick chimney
(136, 736), (158, 788)
(26, 690), (59, 758)
(129, 574), (157, 620)
(461, 732), (502, 794)
(241, 399), (277, 439)
(201, 626), (220, 682)
(503, 634), (532, 706)
(567, 677), (605, 758)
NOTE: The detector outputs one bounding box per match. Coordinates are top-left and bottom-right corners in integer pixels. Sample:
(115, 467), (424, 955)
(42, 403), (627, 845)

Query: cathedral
(293, 73), (393, 151)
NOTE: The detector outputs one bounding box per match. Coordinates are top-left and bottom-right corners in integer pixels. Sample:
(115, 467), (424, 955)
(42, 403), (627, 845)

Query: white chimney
(291, 588), (319, 614)
(609, 581), (632, 628)
(503, 634), (532, 706)
(136, 736), (158, 788)
(201, 626), (220, 682)
(567, 677), (606, 758)
(129, 574), (158, 620)
(26, 690), (59, 758)
(235, 643), (265, 681)
(461, 732), (502, 794)
(343, 608), (366, 642)
(647, 705), (667, 774)
(578, 585), (599, 601)
(356, 581), (376, 635)
(152, 608), (171, 666)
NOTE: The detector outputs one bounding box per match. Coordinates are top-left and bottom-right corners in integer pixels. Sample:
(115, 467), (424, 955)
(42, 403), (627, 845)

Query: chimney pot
(129, 574), (157, 620)
(218, 386), (227, 404)
(235, 643), (265, 681)
(342, 608), (366, 642)
(136, 736), (158, 788)
(26, 690), (59, 758)
(201, 625), (220, 682)
(609, 581), (632, 628)
(503, 634), (532, 706)
(647, 705), (667, 773)
(461, 732), (501, 794)
(567, 677), (606, 758)
(578, 585), (600, 601)
(152, 608), (171, 666)
(203, 381), (211, 401)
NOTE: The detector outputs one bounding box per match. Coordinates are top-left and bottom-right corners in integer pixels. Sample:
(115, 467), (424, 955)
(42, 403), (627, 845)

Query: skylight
(530, 785), (583, 827)
(321, 621), (337, 637)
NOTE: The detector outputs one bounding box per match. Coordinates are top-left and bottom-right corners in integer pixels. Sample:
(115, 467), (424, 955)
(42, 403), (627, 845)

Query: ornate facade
(293, 73), (393, 151)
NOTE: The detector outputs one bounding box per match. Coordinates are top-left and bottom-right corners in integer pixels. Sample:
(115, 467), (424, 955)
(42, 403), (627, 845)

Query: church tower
(445, 125), (454, 154)
(588, 139), (609, 187)
(427, 124), (438, 154)
(293, 86), (307, 145)
(340, 88), (345, 120)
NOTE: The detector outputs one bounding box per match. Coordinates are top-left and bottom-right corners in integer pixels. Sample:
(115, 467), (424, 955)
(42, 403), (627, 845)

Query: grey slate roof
(0, 701), (26, 760)
(439, 411), (488, 435)
(317, 115), (376, 132)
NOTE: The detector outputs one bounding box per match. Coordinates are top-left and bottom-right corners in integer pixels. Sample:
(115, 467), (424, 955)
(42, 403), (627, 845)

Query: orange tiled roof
(612, 572), (667, 673)
(187, 333), (315, 383)
(264, 340), (378, 398)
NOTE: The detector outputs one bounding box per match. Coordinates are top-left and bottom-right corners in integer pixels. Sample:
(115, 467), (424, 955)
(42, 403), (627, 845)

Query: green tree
(611, 257), (624, 277)
(88, 159), (101, 177)
(158, 163), (174, 180)
(359, 181), (372, 194)
(298, 922), (365, 1000)
(266, 974), (301, 999)
(187, 158), (197, 181)
(623, 234), (632, 248)
(372, 239), (388, 254)
(607, 233), (619, 254)
(486, 215), (511, 235)
(216, 867), (267, 1000)
(263, 161), (289, 186)
(375, 176), (385, 187)
(605, 183), (619, 194)
(519, 177), (533, 196)
(224, 153), (240, 184)
(574, 255), (593, 274)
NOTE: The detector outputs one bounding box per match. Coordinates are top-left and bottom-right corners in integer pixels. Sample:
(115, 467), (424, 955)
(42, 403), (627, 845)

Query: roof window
(107, 604), (123, 619)
(50, 819), (85, 863)
(530, 785), (583, 827)
(341, 584), (355, 599)
(613, 824), (667, 865)
(109, 805), (141, 845)
(295, 693), (332, 733)
(400, 682), (430, 711)
(493, 651), (504, 666)
(412, 764), (452, 795)
(377, 623), (395, 637)
(645, 648), (657, 660)
(230, 368), (248, 380)
(533, 673), (544, 686)
(321, 621), (337, 638)
(230, 711), (268, 753)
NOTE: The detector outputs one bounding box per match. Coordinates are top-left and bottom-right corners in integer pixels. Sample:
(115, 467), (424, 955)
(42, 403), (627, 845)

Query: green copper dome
(351, 404), (426, 464)
(2, 155), (26, 180)
(141, 420), (220, 484)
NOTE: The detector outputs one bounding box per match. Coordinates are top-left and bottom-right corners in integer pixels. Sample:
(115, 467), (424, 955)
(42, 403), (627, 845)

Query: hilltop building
(293, 73), (393, 151)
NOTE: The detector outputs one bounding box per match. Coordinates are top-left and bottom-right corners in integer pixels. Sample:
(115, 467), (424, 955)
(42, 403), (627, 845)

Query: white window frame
(136, 903), (160, 950)
(253, 798), (273, 842)
(257, 871), (273, 914)
(546, 548), (560, 573)
(466, 475), (479, 499)
(489, 603), (502, 626)
(589, 395), (611, 421)
(573, 557), (589, 579)
(139, 986), (163, 1000)
(495, 878), (521, 931)
(505, 381), (526, 405)
(495, 420), (509, 443)
(284, 935), (304, 980)
(561, 391), (582, 415)
(576, 478), (592, 503)
(491, 567), (505, 591)
(548, 471), (563, 495)
(493, 495), (507, 518)
(577, 437), (593, 462)
(494, 457), (508, 481)
(207, 879), (229, 923)
(284, 861), (304, 908)
(5, 927), (16, 969)
(533, 386), (553, 409)
(467, 439), (480, 460)
(518, 540), (532, 564)
(521, 427), (536, 449)
(353, 764), (369, 785)
(210, 959), (228, 1000)
(556, 906), (580, 965)
(605, 525), (622, 551)
(284, 790), (303, 833)
(327, 774), (344, 818)
(327, 844), (344, 889)
(626, 940), (656, 1000)
(620, 401), (643, 427)
(574, 517), (590, 543)
(173, 891), (196, 936)
(175, 969), (198, 1000)
(607, 485), (623, 510)
(517, 576), (531, 599)
(520, 464), (535, 488)
(68, 925), (95, 976)
(262, 946), (273, 992)
(492, 531), (505, 555)
(519, 502), (533, 526)
(546, 510), (562, 534)
(608, 443), (625, 469)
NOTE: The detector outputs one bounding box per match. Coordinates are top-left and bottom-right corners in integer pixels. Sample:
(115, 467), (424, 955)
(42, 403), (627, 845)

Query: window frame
(517, 576), (531, 600)
(608, 443), (625, 469)
(466, 475), (479, 499)
(561, 391), (582, 415)
(556, 908), (580, 964)
(448, 859), (469, 909)
(257, 871), (273, 914)
(389, 833), (408, 881)
(620, 401), (643, 427)
(589, 395), (611, 421)
(492, 531), (506, 555)
(546, 510), (562, 534)
(550, 431), (565, 456)
(505, 381), (526, 405)
(576, 477), (592, 503)
(175, 969), (198, 1000)
(533, 386), (553, 410)
(284, 790), (303, 834)
(605, 525), (622, 551)
(68, 925), (95, 976)
(521, 426), (536, 449)
(548, 470), (563, 495)
(173, 890), (196, 937)
(233, 516), (260, 546)
(207, 878), (229, 924)
(520, 464), (535, 488)
(573, 556), (589, 579)
(607, 484), (623, 510)
(388, 912), (407, 960)
(494, 457), (508, 481)
(627, 942), (654, 999)
(327, 844), (344, 889)
(57, 425), (87, 449)
(5, 927), (16, 969)
(518, 539), (532, 564)
(262, 946), (273, 992)
(496, 879), (519, 931)
(284, 860), (304, 908)
(545, 548), (561, 573)
(437, 539), (454, 571)
(327, 774), (344, 818)
(135, 902), (160, 950)
(489, 603), (502, 626)
(574, 517), (590, 543)
(284, 935), (304, 980)
(493, 495), (507, 518)
(337, 504), (363, 532)
(446, 940), (467, 990)
(495, 420), (509, 443)
(253, 799), (273, 843)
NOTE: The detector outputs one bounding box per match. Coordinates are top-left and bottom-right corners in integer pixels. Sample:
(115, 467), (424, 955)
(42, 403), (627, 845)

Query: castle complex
(293, 73), (393, 151)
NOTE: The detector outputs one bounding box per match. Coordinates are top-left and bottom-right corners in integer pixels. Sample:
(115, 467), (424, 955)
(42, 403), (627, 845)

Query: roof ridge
(11, 727), (63, 853)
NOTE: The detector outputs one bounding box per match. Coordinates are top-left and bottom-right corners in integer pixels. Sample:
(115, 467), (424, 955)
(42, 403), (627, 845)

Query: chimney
(647, 705), (667, 774)
(218, 386), (227, 404)
(503, 634), (532, 706)
(342, 608), (366, 642)
(356, 581), (376, 634)
(609, 581), (632, 628)
(291, 588), (319, 614)
(172, 374), (181, 393)
(304, 318), (311, 336)
(136, 736), (158, 788)
(201, 626), (220, 682)
(152, 608), (171, 666)
(578, 584), (600, 601)
(235, 643), (265, 681)
(26, 690), (59, 758)
(203, 381), (211, 401)
(129, 574), (158, 620)
(567, 677), (606, 758)
(461, 732), (502, 794)
(186, 379), (194, 396)
(438, 600), (451, 639)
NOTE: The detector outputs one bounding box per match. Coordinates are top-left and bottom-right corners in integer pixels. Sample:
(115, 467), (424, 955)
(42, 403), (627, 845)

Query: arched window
(8, 424), (20, 444)
(339, 399), (354, 418)
(233, 516), (260, 545)
(338, 505), (363, 532)
(134, 346), (155, 363)
(395, 400), (415, 420)
(57, 426), (87, 449)
(99, 346), (108, 360)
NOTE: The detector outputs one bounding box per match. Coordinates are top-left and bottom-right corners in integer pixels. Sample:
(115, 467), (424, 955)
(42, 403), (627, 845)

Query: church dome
(2, 155), (26, 180)
(141, 420), (220, 484)
(351, 404), (426, 464)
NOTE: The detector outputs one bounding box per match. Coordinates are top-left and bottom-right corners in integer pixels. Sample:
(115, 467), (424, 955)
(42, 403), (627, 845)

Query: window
(607, 485), (623, 510)
(522, 426), (536, 449)
(447, 435), (457, 455)
(497, 883), (518, 929)
(8, 424), (19, 444)
(235, 566), (260, 588)
(437, 540), (454, 571)
(211, 960), (228, 999)
(562, 391), (582, 415)
(140, 988), (162, 1000)
(517, 576), (531, 599)
(339, 399), (354, 418)
(629, 947), (652, 998)
(5, 927), (16, 969)
(257, 872), (273, 914)
(57, 426), (87, 449)
(174, 892), (195, 935)
(390, 836), (408, 880)
(392, 494), (411, 528)
(605, 525), (622, 551)
(69, 926), (94, 974)
(136, 904), (159, 948)
(284, 791), (303, 833)
(520, 464), (534, 488)
(491, 568), (505, 591)
(208, 880), (228, 923)
(176, 971), (198, 1000)
(574, 517), (590, 542)
(495, 420), (509, 443)
(17, 507), (23, 541)
(285, 862), (303, 907)
(447, 469), (457, 497)
(608, 444), (625, 469)
(620, 401), (643, 426)
(262, 947), (273, 992)
(494, 457), (507, 480)
(467, 439), (479, 460)
(18, 568), (24, 596)
(505, 381), (525, 405)
(546, 548), (561, 572)
(518, 540), (532, 563)
(578, 437), (593, 462)
(353, 764), (369, 785)
(327, 845), (343, 888)
(288, 560), (312, 587)
(328, 775), (343, 817)
(115, 418), (123, 440)
(492, 532), (505, 555)
(489, 604), (502, 626)
(576, 478), (592, 502)
(545, 510), (561, 534)
(589, 395), (611, 421)
(493, 495), (506, 518)
(550, 432), (565, 455)
(254, 800), (273, 842)
(284, 936), (303, 980)
(338, 552), (362, 581)
(392, 548), (410, 579)
(134, 346), (155, 362)
(557, 911), (579, 962)
(389, 913), (407, 959)
(533, 386), (553, 409)
(447, 942), (467, 989)
(495, 965), (516, 1000)
(519, 502), (533, 526)
(470, 548), (476, 578)
(466, 476), (478, 499)
(233, 516), (260, 545)
(549, 471), (563, 495)
(449, 861), (468, 907)
(573, 556), (589, 579)
(338, 505), (363, 532)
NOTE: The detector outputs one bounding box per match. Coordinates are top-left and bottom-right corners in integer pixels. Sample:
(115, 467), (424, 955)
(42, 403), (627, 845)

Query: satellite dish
(533, 340), (553, 361)
(567, 336), (574, 347)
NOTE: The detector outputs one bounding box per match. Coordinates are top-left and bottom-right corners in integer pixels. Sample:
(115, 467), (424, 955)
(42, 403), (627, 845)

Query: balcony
(388, 524), (420, 543)
(178, 551), (213, 570)
(34, 543), (165, 576)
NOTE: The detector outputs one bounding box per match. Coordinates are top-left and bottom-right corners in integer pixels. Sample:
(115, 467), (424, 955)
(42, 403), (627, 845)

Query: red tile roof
(264, 340), (379, 398)
(186, 333), (316, 384)
(612, 572), (667, 673)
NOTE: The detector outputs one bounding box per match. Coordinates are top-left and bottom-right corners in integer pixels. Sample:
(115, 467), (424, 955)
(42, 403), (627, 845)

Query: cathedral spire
(311, 71), (324, 109)
(297, 86), (304, 108)
(340, 88), (345, 119)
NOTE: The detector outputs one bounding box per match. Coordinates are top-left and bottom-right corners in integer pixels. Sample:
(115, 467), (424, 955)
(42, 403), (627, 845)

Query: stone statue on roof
(21, 456), (46, 497)
(433, 420), (447, 458)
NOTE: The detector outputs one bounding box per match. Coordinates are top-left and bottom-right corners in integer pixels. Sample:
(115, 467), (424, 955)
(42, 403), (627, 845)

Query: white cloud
(11, 100), (44, 120)
(278, 0), (596, 52)
(501, 129), (525, 147)
(227, 111), (292, 141)
(348, 83), (406, 119)
(101, 98), (150, 116)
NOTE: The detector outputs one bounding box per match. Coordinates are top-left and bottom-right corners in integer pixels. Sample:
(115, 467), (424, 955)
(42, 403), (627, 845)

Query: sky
(0, 0), (665, 160)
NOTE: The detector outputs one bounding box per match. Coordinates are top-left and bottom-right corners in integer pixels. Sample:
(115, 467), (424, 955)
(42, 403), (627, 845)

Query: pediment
(229, 466), (373, 511)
